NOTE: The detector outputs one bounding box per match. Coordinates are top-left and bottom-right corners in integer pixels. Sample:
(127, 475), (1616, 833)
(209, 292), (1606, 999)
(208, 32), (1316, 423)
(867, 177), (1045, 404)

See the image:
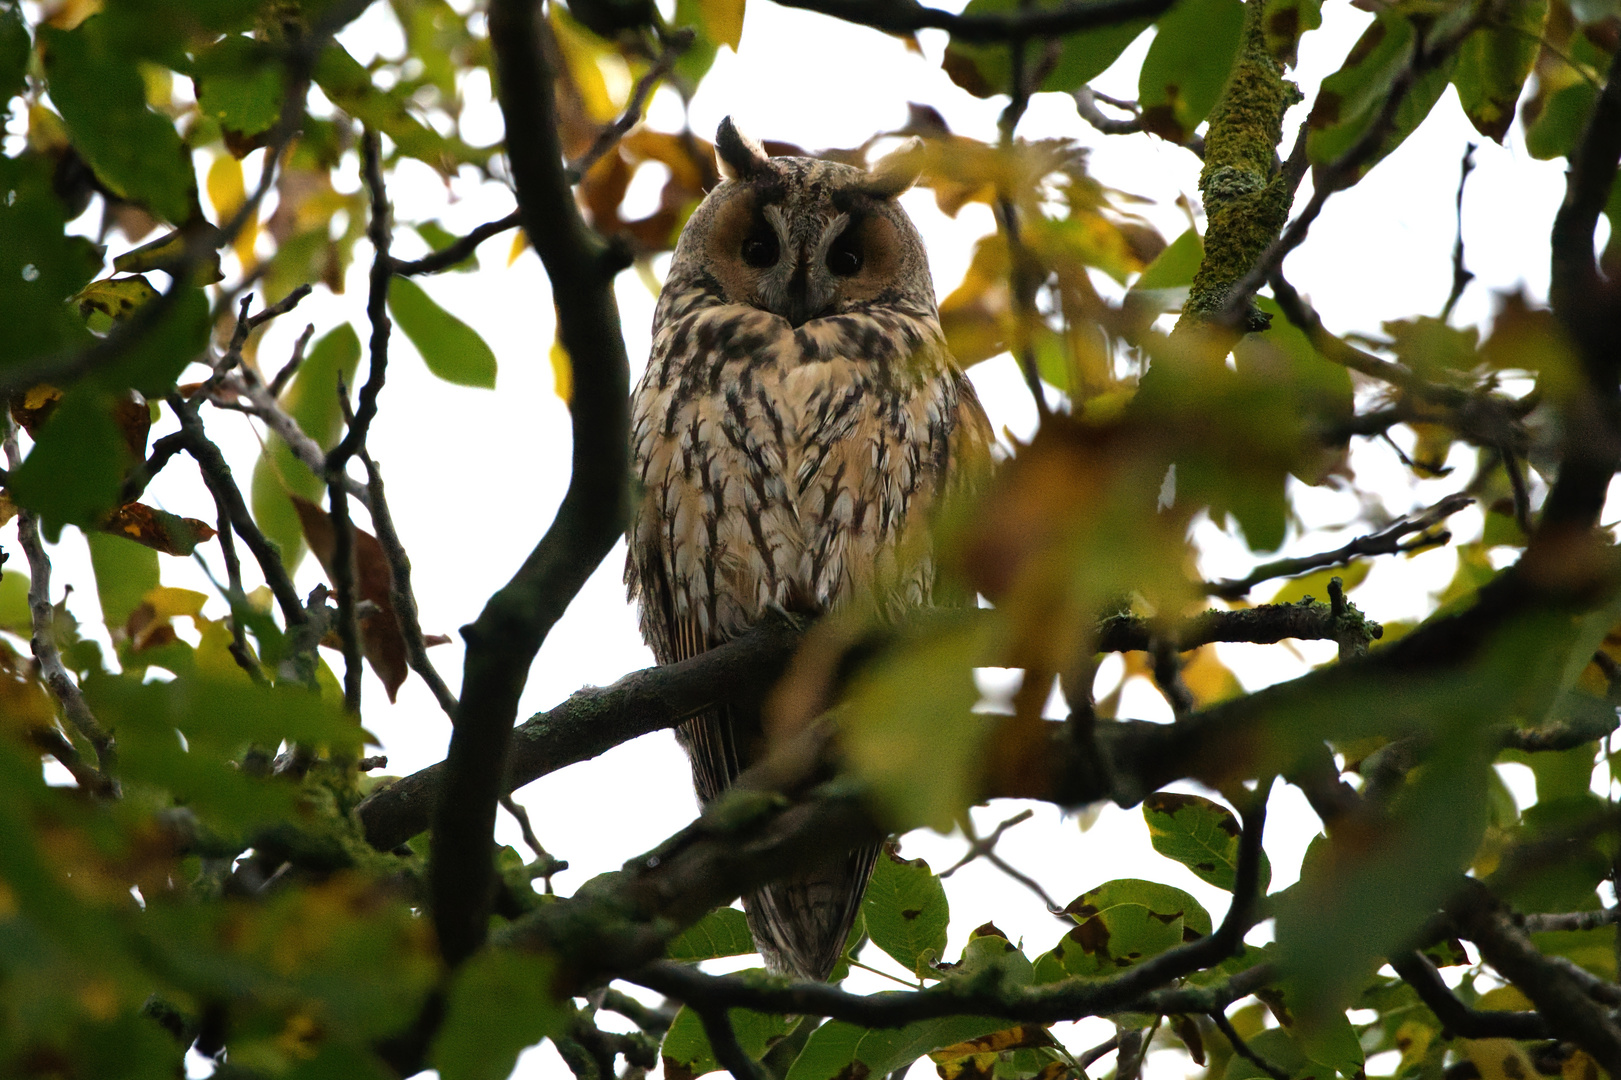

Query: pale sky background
(4, 0), (1602, 1076)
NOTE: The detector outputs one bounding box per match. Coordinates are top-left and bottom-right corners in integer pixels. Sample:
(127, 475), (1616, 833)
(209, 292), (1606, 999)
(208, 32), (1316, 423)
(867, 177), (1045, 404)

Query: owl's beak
(783, 257), (835, 327)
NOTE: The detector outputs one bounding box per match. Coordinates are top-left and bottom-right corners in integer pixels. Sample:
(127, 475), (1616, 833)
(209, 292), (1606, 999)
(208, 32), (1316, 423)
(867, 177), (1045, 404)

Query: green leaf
(672, 0), (723, 86)
(0, 1), (29, 108)
(314, 41), (484, 171)
(109, 284), (211, 396)
(862, 850), (950, 974)
(415, 221), (478, 272)
(87, 531), (160, 631)
(1138, 0), (1247, 143)
(1142, 792), (1272, 893)
(1275, 729), (1494, 1020)
(250, 323), (361, 572)
(387, 276), (499, 389)
(9, 386), (131, 533)
(0, 569), (29, 634)
(85, 671), (365, 831)
(840, 617), (991, 832)
(1224, 1028), (1312, 1080)
(0, 152), (102, 371)
(1306, 11), (1455, 174)
(1039, 879), (1212, 979)
(1261, 0), (1322, 66)
(667, 907), (756, 962)
(432, 950), (569, 1080)
(1452, 0), (1547, 142)
(41, 19), (195, 223)
(191, 34), (285, 138)
(74, 275), (159, 333)
(942, 0), (1150, 97)
(786, 1014), (1008, 1080)
(661, 998), (795, 1080)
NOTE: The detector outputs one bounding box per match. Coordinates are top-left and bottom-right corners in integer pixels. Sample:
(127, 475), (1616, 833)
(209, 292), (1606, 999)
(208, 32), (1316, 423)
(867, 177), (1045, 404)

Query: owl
(626, 118), (993, 981)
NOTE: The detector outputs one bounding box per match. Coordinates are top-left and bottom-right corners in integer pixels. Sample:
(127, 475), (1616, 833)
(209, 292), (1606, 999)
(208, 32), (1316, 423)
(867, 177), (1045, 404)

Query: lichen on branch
(1177, 0), (1302, 331)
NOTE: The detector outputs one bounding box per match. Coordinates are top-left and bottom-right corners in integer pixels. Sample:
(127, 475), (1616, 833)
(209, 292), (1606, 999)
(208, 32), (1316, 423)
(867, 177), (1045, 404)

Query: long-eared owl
(626, 118), (993, 981)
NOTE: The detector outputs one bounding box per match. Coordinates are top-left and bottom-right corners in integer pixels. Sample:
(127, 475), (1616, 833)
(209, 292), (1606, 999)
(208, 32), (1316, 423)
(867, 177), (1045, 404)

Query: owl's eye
(741, 229), (779, 268)
(827, 231), (862, 277)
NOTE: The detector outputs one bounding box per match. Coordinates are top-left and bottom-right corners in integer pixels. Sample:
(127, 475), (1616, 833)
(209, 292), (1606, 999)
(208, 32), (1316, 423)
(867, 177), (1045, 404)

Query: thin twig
(27, 726), (114, 796)
(3, 416), (118, 789)
(389, 210), (521, 276)
(564, 31), (692, 183)
(168, 394), (306, 629)
(1440, 143), (1477, 322)
(267, 323), (316, 396)
(1205, 492), (1473, 599)
(361, 451), (458, 716)
(1209, 1009), (1290, 1080)
(1522, 909), (1621, 933)
(941, 809), (1064, 912)
(1073, 86), (1142, 135)
(199, 461), (263, 682)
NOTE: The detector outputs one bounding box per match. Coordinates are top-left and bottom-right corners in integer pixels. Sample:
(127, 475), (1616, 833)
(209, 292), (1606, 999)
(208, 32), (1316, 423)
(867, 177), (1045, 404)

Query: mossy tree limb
(1175, 0), (1303, 334)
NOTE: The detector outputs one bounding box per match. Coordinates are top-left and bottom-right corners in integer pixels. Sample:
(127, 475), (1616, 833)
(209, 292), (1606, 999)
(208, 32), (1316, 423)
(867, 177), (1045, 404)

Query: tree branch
(390, 210), (522, 277)
(1388, 951), (1552, 1039)
(1204, 493), (1473, 599)
(4, 415), (117, 786)
(428, 0), (632, 969)
(1448, 881), (1621, 1067)
(771, 0), (1178, 41)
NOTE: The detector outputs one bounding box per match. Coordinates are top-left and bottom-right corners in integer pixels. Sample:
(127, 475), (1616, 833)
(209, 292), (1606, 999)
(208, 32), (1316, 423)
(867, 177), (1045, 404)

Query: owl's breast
(628, 304), (966, 659)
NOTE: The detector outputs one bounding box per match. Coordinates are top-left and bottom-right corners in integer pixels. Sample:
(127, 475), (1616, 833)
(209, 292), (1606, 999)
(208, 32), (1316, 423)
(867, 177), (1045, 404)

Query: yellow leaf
(1268, 559), (1372, 605)
(23, 384), (62, 411)
(1464, 1039), (1538, 1080)
(207, 153), (258, 269)
(700, 0), (746, 50)
(1394, 1020), (1434, 1072)
(508, 229), (530, 266)
(143, 586), (208, 620)
(1181, 646), (1243, 707)
(549, 6), (619, 122)
(550, 339), (573, 403)
(1564, 1051), (1601, 1080)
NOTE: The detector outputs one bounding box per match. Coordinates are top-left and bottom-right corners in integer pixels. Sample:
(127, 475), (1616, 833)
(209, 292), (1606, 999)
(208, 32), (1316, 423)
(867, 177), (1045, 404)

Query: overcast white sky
(5, 0), (1599, 1076)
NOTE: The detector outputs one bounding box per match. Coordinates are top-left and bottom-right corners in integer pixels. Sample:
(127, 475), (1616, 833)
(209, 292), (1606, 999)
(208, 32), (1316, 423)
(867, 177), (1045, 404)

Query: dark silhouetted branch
(697, 1007), (769, 1080)
(1440, 143), (1476, 322)
(1205, 493), (1474, 599)
(428, 0), (633, 970)
(1448, 882), (1621, 1066)
(565, 30), (693, 183)
(390, 210), (522, 276)
(357, 613), (801, 851)
(1523, 909), (1620, 933)
(1390, 952), (1552, 1039)
(169, 394), (306, 629)
(772, 0), (1178, 42)
(1209, 1009), (1290, 1080)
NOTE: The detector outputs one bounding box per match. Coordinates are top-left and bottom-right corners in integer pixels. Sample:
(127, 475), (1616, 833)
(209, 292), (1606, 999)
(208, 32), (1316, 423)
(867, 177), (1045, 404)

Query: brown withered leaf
(98, 503), (216, 556)
(292, 495), (428, 702)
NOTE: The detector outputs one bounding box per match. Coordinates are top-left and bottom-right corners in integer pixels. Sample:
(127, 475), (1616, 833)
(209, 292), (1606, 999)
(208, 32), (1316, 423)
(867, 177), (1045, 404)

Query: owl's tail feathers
(744, 844), (880, 982)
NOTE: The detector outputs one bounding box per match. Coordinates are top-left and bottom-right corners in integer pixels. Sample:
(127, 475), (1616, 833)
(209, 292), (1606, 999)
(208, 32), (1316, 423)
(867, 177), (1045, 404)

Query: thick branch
(357, 615), (801, 851)
(1448, 882), (1621, 1067)
(429, 0), (632, 969)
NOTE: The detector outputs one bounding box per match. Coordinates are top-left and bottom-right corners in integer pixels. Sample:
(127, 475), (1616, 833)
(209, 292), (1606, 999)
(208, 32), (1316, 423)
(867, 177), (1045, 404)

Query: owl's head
(664, 117), (936, 327)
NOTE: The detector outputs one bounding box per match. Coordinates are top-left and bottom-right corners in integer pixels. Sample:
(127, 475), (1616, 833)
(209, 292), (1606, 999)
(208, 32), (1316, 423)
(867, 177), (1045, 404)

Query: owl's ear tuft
(861, 138), (924, 199)
(716, 116), (774, 181)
